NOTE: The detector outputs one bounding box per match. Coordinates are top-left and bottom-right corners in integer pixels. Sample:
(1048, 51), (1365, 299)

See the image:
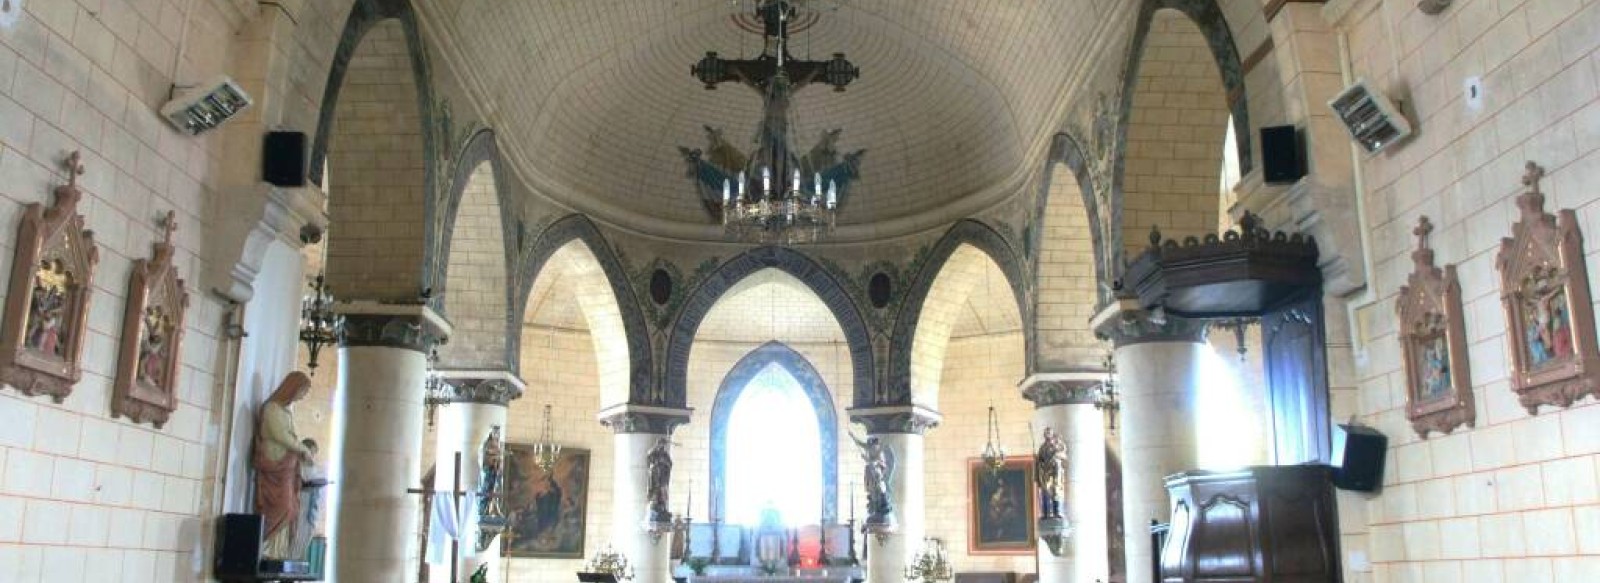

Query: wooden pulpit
(1158, 465), (1341, 582)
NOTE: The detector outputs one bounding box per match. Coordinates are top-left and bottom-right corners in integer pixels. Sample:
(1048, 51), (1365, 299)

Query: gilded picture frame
(1496, 162), (1600, 413)
(967, 456), (1036, 555)
(112, 211), (189, 428)
(0, 152), (99, 401)
(1396, 217), (1474, 437)
(502, 446), (590, 559)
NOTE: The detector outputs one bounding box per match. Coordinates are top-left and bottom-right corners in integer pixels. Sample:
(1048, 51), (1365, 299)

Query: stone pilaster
(1092, 299), (1206, 583)
(327, 302), (451, 583)
(1019, 371), (1110, 583)
(847, 405), (941, 583)
(598, 404), (693, 583)
(426, 369), (525, 582)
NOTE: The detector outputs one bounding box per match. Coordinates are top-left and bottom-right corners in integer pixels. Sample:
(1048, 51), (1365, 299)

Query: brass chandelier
(682, 0), (863, 244)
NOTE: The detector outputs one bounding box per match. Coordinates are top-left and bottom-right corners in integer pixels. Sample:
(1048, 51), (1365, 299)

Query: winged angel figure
(849, 431), (896, 526)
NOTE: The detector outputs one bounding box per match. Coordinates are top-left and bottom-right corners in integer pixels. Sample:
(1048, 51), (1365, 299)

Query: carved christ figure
(253, 372), (315, 558)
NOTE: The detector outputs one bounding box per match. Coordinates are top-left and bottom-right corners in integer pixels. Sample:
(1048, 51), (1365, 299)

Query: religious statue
(479, 426), (505, 518)
(253, 372), (315, 559)
(849, 432), (895, 525)
(1035, 427), (1067, 519)
(646, 438), (673, 523)
(292, 438), (329, 559)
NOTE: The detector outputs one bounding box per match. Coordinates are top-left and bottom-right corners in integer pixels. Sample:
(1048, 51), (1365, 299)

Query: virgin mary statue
(254, 372), (315, 559)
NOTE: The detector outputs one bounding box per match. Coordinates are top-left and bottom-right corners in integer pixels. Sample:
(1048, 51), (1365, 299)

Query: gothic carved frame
(0, 152), (99, 401)
(112, 211), (190, 428)
(1496, 162), (1600, 413)
(1396, 217), (1474, 437)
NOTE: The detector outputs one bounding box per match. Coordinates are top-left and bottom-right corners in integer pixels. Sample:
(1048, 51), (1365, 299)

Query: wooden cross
(1522, 161), (1546, 193)
(1413, 216), (1433, 250)
(407, 452), (469, 583)
(63, 151), (85, 188)
(158, 210), (178, 245)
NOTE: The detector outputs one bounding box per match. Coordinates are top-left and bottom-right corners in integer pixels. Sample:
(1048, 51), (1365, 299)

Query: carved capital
(598, 404), (693, 435)
(1091, 298), (1208, 347)
(847, 405), (942, 435)
(1019, 371), (1106, 408)
(336, 301), (451, 353)
(428, 369), (525, 407)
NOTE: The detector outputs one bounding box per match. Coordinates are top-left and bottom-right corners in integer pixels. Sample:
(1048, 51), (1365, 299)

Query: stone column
(1092, 301), (1207, 583)
(847, 406), (941, 583)
(1020, 372), (1110, 583)
(426, 369), (525, 583)
(326, 302), (450, 583)
(599, 405), (693, 583)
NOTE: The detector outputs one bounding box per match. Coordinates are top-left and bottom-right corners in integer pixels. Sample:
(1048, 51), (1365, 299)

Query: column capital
(427, 369), (525, 407)
(848, 405), (942, 435)
(1018, 371), (1107, 408)
(597, 404), (693, 435)
(1090, 298), (1207, 347)
(336, 301), (452, 352)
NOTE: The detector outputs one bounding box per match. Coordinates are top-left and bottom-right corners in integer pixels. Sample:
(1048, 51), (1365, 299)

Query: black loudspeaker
(214, 513), (263, 580)
(1260, 125), (1305, 185)
(263, 131), (308, 187)
(1331, 424), (1387, 492)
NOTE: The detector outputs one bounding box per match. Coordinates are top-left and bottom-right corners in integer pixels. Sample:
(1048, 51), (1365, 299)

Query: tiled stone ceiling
(420, 0), (1121, 239)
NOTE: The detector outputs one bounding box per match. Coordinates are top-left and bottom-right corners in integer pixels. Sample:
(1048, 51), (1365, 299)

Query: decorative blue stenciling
(885, 219), (1033, 405)
(665, 246), (875, 410)
(1111, 0), (1253, 270)
(512, 215), (654, 401)
(1033, 132), (1112, 308)
(707, 341), (839, 524)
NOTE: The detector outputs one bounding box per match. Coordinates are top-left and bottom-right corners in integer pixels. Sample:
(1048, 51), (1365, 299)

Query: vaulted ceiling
(417, 0), (1126, 241)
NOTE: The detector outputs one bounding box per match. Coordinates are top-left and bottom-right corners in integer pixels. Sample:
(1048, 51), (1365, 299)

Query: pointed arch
(1039, 133), (1109, 295)
(708, 341), (839, 524)
(666, 247), (874, 409)
(435, 131), (514, 370)
(515, 215), (651, 405)
(1033, 134), (1110, 371)
(889, 220), (1031, 406)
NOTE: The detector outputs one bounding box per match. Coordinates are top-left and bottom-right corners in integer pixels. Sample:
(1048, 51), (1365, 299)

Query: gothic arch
(890, 219), (1032, 405)
(666, 247), (875, 409)
(1038, 132), (1109, 296)
(707, 341), (839, 523)
(514, 215), (652, 404)
(434, 130), (516, 369)
(433, 129), (516, 300)
(1111, 0), (1251, 265)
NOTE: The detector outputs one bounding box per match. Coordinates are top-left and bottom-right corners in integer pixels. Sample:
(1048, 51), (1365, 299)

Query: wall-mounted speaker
(1260, 125), (1305, 185)
(263, 131), (308, 187)
(1331, 424), (1387, 492)
(213, 513), (263, 580)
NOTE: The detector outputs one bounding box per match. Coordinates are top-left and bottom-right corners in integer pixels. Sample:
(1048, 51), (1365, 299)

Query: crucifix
(407, 452), (469, 583)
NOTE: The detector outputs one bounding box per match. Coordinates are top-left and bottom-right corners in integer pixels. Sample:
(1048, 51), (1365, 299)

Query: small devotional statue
(646, 438), (673, 523)
(850, 432), (895, 525)
(1034, 427), (1067, 519)
(253, 372), (316, 559)
(479, 426), (505, 518)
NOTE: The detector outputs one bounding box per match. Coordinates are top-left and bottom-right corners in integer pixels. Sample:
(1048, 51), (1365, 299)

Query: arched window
(710, 342), (837, 527)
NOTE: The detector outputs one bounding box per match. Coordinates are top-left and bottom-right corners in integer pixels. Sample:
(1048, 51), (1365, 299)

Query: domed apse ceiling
(422, 0), (1123, 240)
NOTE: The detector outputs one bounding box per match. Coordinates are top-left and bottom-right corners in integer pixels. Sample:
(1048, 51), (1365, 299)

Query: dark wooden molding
(1241, 37), (1276, 77)
(1265, 0), (1328, 23)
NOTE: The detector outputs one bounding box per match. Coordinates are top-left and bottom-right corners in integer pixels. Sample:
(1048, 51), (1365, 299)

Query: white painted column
(1093, 302), (1206, 583)
(326, 303), (450, 583)
(599, 405), (693, 583)
(426, 370), (525, 583)
(848, 406), (940, 583)
(1020, 373), (1110, 583)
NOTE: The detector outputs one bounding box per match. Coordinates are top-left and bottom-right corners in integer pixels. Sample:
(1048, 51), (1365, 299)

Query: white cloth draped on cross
(426, 491), (480, 565)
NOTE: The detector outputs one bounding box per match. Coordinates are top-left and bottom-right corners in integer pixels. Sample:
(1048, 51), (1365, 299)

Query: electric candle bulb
(792, 168), (801, 193)
(738, 171), (747, 197)
(722, 179), (732, 204)
(826, 181), (837, 209)
(761, 166), (771, 195)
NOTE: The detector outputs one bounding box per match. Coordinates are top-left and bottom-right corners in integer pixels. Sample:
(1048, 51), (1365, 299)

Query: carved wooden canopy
(113, 211), (191, 428)
(1495, 162), (1599, 413)
(1123, 212), (1321, 318)
(1396, 217), (1473, 437)
(0, 152), (99, 401)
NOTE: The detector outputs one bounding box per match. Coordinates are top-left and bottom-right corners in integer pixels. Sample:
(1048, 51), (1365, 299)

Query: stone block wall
(439, 162), (509, 369)
(1035, 162), (1104, 371)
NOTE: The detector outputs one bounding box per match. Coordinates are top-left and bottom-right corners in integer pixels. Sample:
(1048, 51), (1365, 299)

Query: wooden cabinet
(1158, 466), (1341, 582)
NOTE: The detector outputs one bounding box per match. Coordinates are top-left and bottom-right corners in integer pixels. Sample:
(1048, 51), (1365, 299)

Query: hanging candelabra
(298, 274), (340, 374)
(979, 396), (1007, 477)
(533, 403), (562, 472)
(1094, 351), (1121, 431)
(902, 537), (953, 582)
(583, 544), (636, 581)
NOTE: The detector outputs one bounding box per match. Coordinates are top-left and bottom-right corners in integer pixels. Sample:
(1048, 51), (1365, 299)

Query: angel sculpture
(849, 431), (896, 526)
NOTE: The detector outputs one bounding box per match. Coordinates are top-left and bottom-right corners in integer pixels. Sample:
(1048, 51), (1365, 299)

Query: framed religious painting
(967, 456), (1035, 555)
(0, 152), (99, 401)
(1496, 162), (1600, 413)
(112, 211), (190, 428)
(502, 445), (590, 558)
(1396, 217), (1474, 437)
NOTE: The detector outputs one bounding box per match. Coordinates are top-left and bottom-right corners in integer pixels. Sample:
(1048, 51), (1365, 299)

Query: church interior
(0, 0), (1598, 582)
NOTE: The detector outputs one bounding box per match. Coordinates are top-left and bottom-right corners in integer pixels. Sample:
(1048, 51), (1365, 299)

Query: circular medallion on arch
(868, 272), (892, 309)
(650, 268), (674, 306)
